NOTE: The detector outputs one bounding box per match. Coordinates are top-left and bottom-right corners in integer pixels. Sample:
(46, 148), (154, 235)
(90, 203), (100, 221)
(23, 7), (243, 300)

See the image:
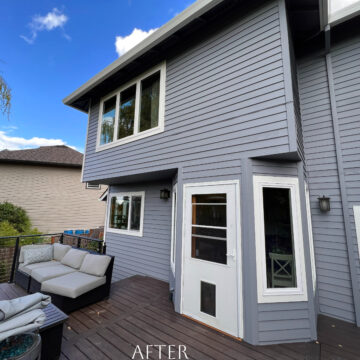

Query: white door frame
(180, 180), (243, 338)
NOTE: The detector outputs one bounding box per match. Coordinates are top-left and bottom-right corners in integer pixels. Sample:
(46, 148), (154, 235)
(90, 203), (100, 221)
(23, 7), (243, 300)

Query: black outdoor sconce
(160, 189), (170, 200)
(318, 196), (330, 212)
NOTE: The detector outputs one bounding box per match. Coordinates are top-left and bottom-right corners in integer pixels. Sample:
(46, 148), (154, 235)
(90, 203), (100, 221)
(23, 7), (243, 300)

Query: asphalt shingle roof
(0, 145), (83, 167)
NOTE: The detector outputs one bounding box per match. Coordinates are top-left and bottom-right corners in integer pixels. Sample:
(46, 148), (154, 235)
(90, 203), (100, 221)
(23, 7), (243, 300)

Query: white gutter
(63, 0), (224, 107)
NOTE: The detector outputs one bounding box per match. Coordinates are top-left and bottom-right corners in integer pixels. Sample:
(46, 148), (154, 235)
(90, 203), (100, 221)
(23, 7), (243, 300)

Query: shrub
(0, 220), (19, 237)
(0, 202), (31, 233)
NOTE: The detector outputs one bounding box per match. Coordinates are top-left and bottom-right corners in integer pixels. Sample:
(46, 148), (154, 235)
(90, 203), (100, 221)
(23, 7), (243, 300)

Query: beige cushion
(31, 264), (76, 283)
(23, 246), (53, 266)
(19, 245), (52, 263)
(18, 261), (60, 276)
(80, 254), (111, 277)
(61, 249), (87, 269)
(41, 272), (106, 299)
(53, 243), (71, 261)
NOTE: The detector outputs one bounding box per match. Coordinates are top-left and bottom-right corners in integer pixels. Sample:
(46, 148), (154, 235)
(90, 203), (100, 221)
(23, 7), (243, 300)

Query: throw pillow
(23, 246), (53, 266)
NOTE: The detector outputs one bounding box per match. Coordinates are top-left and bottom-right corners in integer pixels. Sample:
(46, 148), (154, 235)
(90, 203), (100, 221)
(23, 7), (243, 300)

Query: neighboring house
(0, 145), (106, 233)
(63, 0), (360, 346)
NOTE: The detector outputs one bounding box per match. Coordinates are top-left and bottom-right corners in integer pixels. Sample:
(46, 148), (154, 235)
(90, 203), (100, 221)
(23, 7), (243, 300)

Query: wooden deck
(1, 276), (360, 360)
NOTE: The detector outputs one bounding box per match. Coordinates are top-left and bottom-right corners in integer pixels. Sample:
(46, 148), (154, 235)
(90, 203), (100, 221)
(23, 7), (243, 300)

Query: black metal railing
(0, 233), (105, 284)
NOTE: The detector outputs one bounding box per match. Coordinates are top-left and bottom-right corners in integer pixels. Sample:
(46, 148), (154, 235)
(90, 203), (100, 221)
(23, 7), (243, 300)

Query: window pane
(110, 196), (129, 230)
(192, 205), (226, 227)
(192, 194), (226, 204)
(192, 236), (227, 264)
(130, 196), (142, 230)
(263, 188), (297, 288)
(201, 281), (216, 316)
(100, 96), (116, 145)
(139, 71), (160, 132)
(118, 85), (136, 140)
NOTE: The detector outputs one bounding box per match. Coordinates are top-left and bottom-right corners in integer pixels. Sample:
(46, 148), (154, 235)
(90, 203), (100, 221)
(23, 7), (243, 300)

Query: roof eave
(62, 0), (224, 110)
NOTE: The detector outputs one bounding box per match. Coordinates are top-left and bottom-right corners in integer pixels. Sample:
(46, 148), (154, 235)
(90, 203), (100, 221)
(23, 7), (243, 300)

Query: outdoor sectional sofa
(14, 243), (114, 313)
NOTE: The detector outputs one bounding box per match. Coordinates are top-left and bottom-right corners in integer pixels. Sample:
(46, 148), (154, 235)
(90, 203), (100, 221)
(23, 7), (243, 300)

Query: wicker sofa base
(14, 270), (31, 292)
(29, 278), (111, 313)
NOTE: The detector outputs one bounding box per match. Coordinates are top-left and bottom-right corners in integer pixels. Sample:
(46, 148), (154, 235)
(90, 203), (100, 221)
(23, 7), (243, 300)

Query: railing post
(98, 241), (103, 254)
(103, 243), (106, 254)
(77, 237), (81, 248)
(9, 237), (20, 283)
(59, 233), (64, 244)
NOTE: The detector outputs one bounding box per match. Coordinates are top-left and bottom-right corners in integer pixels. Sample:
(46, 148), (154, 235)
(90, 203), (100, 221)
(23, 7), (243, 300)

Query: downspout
(324, 25), (360, 326)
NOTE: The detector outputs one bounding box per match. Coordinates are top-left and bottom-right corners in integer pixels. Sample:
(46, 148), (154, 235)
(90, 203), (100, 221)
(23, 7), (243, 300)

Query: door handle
(226, 250), (236, 260)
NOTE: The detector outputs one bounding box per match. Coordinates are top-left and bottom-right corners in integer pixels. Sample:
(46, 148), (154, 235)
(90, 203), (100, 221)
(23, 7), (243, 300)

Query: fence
(0, 233), (105, 284)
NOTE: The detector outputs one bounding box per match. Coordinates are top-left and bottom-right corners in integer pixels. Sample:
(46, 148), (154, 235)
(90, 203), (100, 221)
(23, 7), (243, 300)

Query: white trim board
(354, 206), (360, 262)
(253, 175), (308, 303)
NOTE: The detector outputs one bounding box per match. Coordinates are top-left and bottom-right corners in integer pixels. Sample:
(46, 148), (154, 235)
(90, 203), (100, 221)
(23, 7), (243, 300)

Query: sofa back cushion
(19, 244), (52, 263)
(61, 248), (87, 269)
(23, 245), (53, 266)
(80, 254), (111, 277)
(53, 243), (71, 261)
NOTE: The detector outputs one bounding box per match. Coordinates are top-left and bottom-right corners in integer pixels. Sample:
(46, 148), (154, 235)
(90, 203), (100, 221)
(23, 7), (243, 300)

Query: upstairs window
(108, 191), (145, 236)
(97, 63), (165, 151)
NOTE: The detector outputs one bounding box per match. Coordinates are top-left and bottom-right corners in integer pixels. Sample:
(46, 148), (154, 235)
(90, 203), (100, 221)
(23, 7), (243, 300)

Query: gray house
(63, 0), (360, 345)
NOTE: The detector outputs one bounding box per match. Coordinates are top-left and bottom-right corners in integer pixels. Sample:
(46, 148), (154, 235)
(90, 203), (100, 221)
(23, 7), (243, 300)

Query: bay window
(253, 176), (307, 303)
(97, 63), (165, 151)
(108, 192), (145, 236)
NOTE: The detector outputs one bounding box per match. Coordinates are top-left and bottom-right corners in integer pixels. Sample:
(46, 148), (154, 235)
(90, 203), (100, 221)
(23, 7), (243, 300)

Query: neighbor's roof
(0, 145), (83, 168)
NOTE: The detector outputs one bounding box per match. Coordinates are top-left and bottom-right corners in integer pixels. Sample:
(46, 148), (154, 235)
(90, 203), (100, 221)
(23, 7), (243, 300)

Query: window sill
(96, 125), (164, 152)
(107, 228), (143, 237)
(258, 288), (308, 303)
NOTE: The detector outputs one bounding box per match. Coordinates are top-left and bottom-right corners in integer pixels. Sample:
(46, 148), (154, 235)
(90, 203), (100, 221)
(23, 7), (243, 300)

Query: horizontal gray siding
(298, 55), (356, 323)
(106, 181), (172, 282)
(331, 37), (360, 304)
(252, 159), (313, 344)
(83, 1), (291, 182)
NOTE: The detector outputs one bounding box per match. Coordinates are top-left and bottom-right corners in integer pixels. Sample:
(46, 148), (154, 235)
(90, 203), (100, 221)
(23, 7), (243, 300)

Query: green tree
(0, 75), (11, 118)
(0, 220), (19, 237)
(0, 202), (31, 233)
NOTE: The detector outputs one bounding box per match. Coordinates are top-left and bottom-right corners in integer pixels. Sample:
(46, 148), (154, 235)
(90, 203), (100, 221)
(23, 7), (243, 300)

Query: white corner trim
(170, 183), (178, 275)
(81, 101), (91, 183)
(106, 191), (145, 237)
(253, 175), (308, 303)
(96, 62), (166, 152)
(305, 182), (317, 294)
(354, 206), (360, 262)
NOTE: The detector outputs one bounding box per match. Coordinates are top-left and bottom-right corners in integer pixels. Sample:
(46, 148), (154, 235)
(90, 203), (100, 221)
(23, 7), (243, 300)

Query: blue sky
(0, 0), (193, 152)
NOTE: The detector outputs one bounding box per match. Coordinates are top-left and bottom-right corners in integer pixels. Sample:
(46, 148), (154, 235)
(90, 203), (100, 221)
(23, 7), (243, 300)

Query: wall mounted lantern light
(160, 189), (170, 200)
(318, 196), (330, 212)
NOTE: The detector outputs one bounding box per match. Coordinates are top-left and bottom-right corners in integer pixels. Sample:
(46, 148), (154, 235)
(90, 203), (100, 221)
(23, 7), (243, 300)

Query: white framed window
(107, 191), (145, 237)
(97, 62), (166, 151)
(253, 175), (308, 303)
(170, 184), (177, 274)
(86, 182), (101, 190)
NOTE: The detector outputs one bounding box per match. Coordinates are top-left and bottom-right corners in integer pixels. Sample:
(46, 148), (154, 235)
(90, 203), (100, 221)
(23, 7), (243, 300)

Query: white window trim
(106, 191), (145, 237)
(170, 183), (177, 275)
(354, 205), (360, 262)
(253, 175), (308, 303)
(86, 182), (101, 190)
(96, 62), (166, 152)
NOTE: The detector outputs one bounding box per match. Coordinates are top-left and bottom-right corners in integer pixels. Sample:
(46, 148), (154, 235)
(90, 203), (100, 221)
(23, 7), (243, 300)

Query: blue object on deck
(84, 230), (90, 234)
(64, 230), (74, 234)
(75, 230), (84, 235)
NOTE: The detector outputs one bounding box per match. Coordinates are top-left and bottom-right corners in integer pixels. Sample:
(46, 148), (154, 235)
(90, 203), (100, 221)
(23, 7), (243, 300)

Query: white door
(182, 182), (241, 337)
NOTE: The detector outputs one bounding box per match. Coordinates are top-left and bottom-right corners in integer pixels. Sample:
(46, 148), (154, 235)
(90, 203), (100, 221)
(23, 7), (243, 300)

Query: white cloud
(20, 8), (69, 44)
(0, 130), (77, 151)
(115, 28), (158, 57)
(330, 0), (360, 13)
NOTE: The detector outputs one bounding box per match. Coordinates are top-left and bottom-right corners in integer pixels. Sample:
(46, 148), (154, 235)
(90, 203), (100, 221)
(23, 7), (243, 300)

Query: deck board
(1, 276), (360, 359)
